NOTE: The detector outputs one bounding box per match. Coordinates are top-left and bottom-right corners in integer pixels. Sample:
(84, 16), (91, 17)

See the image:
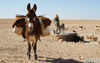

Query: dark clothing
(54, 15), (61, 34)
(54, 17), (60, 27)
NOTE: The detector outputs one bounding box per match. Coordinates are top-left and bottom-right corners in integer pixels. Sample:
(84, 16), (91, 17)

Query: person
(60, 23), (65, 33)
(54, 14), (61, 34)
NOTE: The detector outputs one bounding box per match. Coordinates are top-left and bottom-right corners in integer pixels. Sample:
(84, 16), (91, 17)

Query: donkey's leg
(33, 43), (37, 60)
(22, 26), (26, 39)
(27, 42), (31, 60)
(32, 37), (39, 60)
(32, 41), (37, 60)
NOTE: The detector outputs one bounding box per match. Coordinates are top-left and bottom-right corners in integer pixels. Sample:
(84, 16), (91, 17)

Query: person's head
(56, 14), (59, 17)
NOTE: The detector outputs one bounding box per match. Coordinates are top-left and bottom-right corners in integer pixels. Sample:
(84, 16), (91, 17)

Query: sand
(0, 19), (100, 63)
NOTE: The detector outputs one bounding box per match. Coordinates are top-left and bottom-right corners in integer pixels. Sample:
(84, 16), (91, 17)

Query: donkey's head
(26, 3), (37, 32)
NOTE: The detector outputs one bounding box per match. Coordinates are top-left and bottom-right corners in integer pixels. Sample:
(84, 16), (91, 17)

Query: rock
(86, 34), (98, 41)
(98, 42), (100, 45)
(59, 39), (63, 42)
(73, 30), (77, 32)
(93, 37), (98, 41)
(0, 59), (4, 62)
(51, 32), (83, 42)
(79, 55), (84, 60)
(56, 32), (77, 42)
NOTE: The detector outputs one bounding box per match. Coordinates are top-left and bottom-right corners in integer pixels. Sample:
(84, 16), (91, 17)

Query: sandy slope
(0, 19), (100, 63)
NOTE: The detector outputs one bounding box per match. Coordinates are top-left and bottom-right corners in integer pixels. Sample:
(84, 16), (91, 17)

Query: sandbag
(41, 26), (51, 37)
(13, 26), (23, 35)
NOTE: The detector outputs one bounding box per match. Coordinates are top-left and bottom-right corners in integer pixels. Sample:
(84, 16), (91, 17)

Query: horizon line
(0, 18), (100, 21)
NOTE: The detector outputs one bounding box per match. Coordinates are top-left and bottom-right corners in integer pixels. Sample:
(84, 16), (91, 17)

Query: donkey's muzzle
(28, 23), (34, 31)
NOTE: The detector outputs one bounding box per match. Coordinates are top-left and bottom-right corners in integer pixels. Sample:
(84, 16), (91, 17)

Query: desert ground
(0, 19), (100, 63)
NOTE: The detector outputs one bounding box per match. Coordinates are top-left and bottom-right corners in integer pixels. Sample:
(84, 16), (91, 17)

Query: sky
(0, 0), (100, 20)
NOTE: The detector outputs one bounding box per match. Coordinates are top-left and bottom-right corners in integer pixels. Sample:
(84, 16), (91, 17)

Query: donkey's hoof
(35, 57), (37, 60)
(27, 53), (31, 60)
(34, 55), (37, 60)
(27, 55), (31, 60)
(28, 56), (31, 60)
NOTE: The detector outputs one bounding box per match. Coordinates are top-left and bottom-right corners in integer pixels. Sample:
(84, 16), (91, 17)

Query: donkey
(25, 3), (42, 60)
(12, 16), (51, 39)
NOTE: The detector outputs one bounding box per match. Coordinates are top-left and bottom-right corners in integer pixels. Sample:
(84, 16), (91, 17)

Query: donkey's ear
(27, 3), (31, 11)
(32, 4), (37, 12)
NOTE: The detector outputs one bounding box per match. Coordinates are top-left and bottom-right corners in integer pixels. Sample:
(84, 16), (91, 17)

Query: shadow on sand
(82, 40), (90, 43)
(38, 56), (83, 63)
